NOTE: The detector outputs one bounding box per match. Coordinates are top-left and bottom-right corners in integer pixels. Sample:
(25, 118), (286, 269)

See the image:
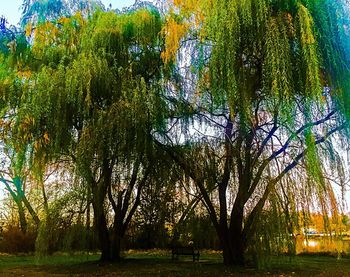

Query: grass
(1, 250), (350, 276)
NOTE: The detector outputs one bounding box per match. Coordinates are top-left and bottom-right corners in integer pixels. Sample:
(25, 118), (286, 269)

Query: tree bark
(17, 200), (28, 234)
(111, 223), (123, 261)
(92, 195), (112, 261)
(91, 158), (115, 262)
(221, 235), (245, 266)
(21, 194), (40, 226)
(216, 200), (247, 266)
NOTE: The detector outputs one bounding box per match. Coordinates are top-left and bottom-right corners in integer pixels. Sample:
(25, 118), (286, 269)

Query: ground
(1, 250), (350, 276)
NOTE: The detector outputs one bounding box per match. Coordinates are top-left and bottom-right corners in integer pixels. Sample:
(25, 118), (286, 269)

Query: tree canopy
(0, 0), (350, 266)
(158, 0), (350, 265)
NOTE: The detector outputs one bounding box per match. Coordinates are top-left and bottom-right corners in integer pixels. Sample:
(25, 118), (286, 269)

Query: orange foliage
(25, 22), (32, 37)
(17, 70), (32, 79)
(161, 0), (210, 64)
(32, 21), (60, 54)
(161, 17), (188, 64)
(57, 17), (70, 25)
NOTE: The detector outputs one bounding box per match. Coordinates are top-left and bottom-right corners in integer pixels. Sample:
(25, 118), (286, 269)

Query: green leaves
(10, 7), (165, 180)
(297, 3), (322, 99)
(264, 15), (292, 100)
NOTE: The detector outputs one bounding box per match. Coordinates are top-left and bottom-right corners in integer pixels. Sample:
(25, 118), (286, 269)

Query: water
(296, 237), (350, 254)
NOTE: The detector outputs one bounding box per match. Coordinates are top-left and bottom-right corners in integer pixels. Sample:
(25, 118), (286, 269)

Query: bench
(172, 246), (200, 261)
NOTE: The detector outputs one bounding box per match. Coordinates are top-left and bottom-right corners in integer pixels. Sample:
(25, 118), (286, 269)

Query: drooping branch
(122, 166), (151, 235)
(121, 157), (142, 219)
(156, 140), (220, 230)
(269, 110), (336, 161)
(248, 110), (338, 196)
(243, 122), (345, 239)
(253, 114), (278, 165)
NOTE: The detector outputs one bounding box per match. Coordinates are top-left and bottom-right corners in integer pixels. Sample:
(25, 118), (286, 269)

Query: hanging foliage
(159, 0), (350, 266)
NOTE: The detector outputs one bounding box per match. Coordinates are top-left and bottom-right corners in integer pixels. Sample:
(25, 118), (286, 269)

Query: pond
(296, 236), (350, 254)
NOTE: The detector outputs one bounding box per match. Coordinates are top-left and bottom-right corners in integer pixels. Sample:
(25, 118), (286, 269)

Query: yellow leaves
(272, 79), (278, 91)
(13, 115), (37, 147)
(23, 115), (35, 128)
(25, 23), (32, 37)
(21, 132), (33, 143)
(172, 0), (206, 27)
(173, 0), (182, 7)
(284, 12), (296, 38)
(17, 70), (32, 79)
(173, 0), (206, 18)
(72, 12), (85, 27)
(302, 30), (316, 45)
(161, 17), (189, 64)
(32, 21), (60, 55)
(138, 9), (152, 22)
(33, 140), (40, 151)
(31, 14), (87, 58)
(33, 132), (50, 152)
(173, 0), (197, 10)
(2, 76), (11, 86)
(43, 132), (50, 144)
(57, 17), (70, 25)
(298, 4), (316, 46)
(161, 0), (212, 64)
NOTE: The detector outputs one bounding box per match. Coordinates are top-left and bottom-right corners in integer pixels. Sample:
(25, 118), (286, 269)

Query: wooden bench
(172, 246), (200, 262)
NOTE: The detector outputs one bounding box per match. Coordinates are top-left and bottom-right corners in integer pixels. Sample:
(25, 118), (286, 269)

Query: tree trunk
(217, 225), (246, 266)
(91, 157), (116, 262)
(217, 198), (247, 266)
(17, 200), (28, 234)
(93, 199), (113, 262)
(86, 186), (91, 251)
(92, 175), (114, 261)
(111, 231), (122, 261)
(22, 194), (40, 226)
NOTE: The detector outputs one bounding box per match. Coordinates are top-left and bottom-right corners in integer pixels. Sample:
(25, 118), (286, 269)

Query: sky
(1, 0), (136, 26)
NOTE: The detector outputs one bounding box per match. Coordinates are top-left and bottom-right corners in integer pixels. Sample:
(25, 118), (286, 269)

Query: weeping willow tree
(7, 8), (165, 261)
(159, 0), (350, 265)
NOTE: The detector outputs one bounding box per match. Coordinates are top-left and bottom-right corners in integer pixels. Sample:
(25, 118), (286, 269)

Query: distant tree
(20, 0), (105, 28)
(0, 16), (39, 235)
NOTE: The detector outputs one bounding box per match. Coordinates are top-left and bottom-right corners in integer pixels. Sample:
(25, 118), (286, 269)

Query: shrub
(0, 225), (36, 253)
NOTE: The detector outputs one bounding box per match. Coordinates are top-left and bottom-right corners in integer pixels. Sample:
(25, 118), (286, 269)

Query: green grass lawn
(1, 250), (350, 276)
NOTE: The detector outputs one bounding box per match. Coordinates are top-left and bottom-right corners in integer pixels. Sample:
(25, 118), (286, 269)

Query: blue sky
(1, 0), (136, 26)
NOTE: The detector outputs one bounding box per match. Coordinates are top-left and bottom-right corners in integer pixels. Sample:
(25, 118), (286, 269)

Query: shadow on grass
(2, 251), (350, 276)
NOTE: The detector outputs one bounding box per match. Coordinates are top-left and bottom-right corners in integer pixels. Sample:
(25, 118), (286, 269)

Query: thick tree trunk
(91, 157), (116, 262)
(217, 226), (246, 266)
(92, 199), (112, 261)
(217, 197), (247, 266)
(86, 186), (91, 251)
(111, 232), (122, 261)
(109, 213), (126, 261)
(92, 185), (112, 261)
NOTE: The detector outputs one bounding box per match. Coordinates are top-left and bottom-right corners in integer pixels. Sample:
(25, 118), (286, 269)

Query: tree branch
(243, 122), (345, 240)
